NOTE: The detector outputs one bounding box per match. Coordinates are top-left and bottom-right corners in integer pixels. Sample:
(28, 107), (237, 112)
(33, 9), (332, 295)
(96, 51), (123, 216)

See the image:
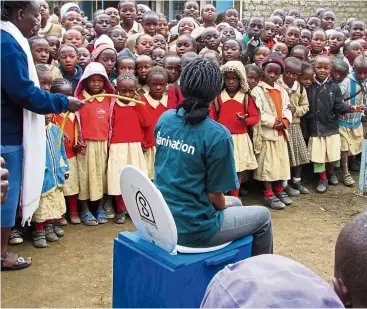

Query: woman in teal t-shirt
(154, 58), (273, 255)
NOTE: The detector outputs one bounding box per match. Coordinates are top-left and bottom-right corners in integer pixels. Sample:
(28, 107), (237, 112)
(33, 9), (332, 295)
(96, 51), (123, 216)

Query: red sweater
(54, 113), (77, 159)
(210, 91), (259, 134)
(77, 94), (111, 141)
(110, 101), (153, 147)
(167, 83), (184, 110)
(141, 94), (168, 147)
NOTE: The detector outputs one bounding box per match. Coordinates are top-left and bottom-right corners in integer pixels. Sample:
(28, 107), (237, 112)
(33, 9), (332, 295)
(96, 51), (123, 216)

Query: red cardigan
(167, 83), (184, 110)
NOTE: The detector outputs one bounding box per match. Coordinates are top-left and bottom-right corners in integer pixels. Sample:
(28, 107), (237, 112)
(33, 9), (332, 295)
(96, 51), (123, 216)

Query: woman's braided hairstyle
(50, 78), (72, 93)
(178, 58), (223, 125)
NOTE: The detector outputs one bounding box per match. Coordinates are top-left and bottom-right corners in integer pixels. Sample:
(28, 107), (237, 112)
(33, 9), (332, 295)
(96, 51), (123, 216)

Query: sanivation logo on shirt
(156, 131), (195, 155)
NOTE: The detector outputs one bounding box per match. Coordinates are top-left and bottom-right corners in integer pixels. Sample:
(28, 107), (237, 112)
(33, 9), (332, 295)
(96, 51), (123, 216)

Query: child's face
(136, 5), (148, 24)
(350, 21), (365, 40)
(284, 26), (300, 49)
(237, 22), (244, 34)
(272, 43), (288, 59)
(164, 58), (181, 83)
(357, 39), (367, 51)
(116, 78), (137, 99)
(321, 11), (335, 30)
(77, 47), (91, 70)
(59, 47), (78, 73)
(254, 46), (270, 67)
(247, 17), (264, 40)
(46, 36), (60, 61)
(53, 84), (73, 96)
(64, 30), (83, 47)
(45, 114), (53, 125)
(354, 64), (367, 82)
(263, 63), (282, 86)
(202, 5), (216, 22)
(203, 28), (220, 50)
(283, 62), (302, 85)
(136, 35), (154, 56)
(117, 58), (136, 75)
(178, 21), (195, 35)
(298, 68), (314, 88)
(223, 40), (241, 62)
(153, 34), (167, 50)
(86, 74), (105, 95)
(63, 12), (82, 30)
(288, 9), (300, 19)
(142, 15), (159, 37)
(148, 74), (167, 98)
(291, 49), (307, 62)
(151, 48), (166, 66)
(307, 17), (321, 32)
(224, 71), (240, 93)
(285, 16), (295, 28)
(331, 66), (348, 82)
(261, 22), (276, 42)
(158, 17), (169, 37)
(293, 19), (307, 30)
(176, 36), (195, 57)
(32, 39), (50, 64)
(314, 57), (331, 81)
(183, 1), (199, 19)
(300, 29), (311, 47)
(221, 27), (236, 44)
(97, 49), (117, 75)
(136, 59), (153, 82)
(224, 9), (239, 28)
(119, 2), (137, 23)
(84, 28), (92, 42)
(311, 31), (326, 53)
(105, 7), (120, 27)
(269, 16), (283, 35)
(246, 70), (260, 89)
(38, 72), (52, 91)
(109, 28), (127, 52)
(345, 41), (362, 63)
(94, 14), (111, 36)
(329, 32), (345, 52)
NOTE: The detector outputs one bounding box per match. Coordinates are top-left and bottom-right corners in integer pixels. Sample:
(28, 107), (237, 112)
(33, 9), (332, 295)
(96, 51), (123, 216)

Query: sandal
(81, 211), (98, 226)
(69, 212), (81, 224)
(1, 252), (31, 271)
(96, 209), (108, 224)
(343, 173), (355, 186)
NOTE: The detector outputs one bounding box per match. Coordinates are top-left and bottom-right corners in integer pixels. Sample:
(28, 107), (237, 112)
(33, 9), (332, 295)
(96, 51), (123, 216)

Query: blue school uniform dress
(154, 109), (239, 247)
(32, 123), (69, 223)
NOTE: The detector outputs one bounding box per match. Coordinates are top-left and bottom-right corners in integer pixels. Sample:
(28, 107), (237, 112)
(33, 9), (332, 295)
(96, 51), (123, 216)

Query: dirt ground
(2, 171), (367, 308)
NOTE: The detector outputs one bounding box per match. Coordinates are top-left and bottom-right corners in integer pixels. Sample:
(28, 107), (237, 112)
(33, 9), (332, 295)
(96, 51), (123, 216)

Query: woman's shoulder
(1, 31), (25, 58)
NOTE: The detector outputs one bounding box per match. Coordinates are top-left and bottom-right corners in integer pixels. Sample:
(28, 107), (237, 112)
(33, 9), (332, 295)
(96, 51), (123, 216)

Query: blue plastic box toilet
(113, 166), (253, 308)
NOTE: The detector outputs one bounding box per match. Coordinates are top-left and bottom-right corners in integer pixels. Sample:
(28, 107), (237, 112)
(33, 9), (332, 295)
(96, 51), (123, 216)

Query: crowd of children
(10, 0), (367, 247)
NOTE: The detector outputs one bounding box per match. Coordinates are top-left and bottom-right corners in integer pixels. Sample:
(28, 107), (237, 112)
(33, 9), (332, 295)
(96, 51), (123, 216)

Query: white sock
(293, 177), (301, 183)
(282, 180), (288, 187)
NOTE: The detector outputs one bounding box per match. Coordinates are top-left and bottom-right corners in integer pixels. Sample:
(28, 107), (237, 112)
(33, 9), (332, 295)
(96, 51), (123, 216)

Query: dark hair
(335, 213), (367, 307)
(344, 40), (362, 53)
(116, 72), (138, 84)
(178, 58), (222, 125)
(215, 12), (224, 24)
(301, 62), (313, 72)
(354, 54), (367, 68)
(147, 66), (168, 83)
(117, 56), (136, 66)
(136, 33), (152, 44)
(332, 60), (349, 72)
(177, 35), (196, 48)
(50, 78), (72, 93)
(224, 7), (238, 15)
(58, 43), (78, 58)
(118, 0), (138, 11)
(245, 64), (262, 76)
(307, 16), (322, 23)
(35, 64), (51, 75)
(142, 11), (159, 23)
(284, 56), (302, 69)
(290, 45), (307, 56)
(158, 13), (167, 21)
(180, 52), (198, 68)
(1, 1), (33, 21)
(28, 36), (48, 49)
(312, 28), (326, 37)
(223, 39), (243, 52)
(254, 45), (270, 54)
(163, 55), (181, 67)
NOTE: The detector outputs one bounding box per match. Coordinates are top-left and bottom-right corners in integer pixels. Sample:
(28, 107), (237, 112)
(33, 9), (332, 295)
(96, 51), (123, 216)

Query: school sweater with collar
(338, 72), (365, 129)
(1, 30), (68, 146)
(59, 64), (83, 92)
(306, 77), (350, 137)
(277, 77), (309, 124)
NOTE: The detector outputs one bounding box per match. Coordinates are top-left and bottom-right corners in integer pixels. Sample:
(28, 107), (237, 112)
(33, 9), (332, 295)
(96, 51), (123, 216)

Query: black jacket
(305, 78), (350, 137)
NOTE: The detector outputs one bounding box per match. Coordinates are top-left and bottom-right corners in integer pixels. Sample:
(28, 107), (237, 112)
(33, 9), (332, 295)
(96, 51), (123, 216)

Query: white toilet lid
(120, 166), (178, 254)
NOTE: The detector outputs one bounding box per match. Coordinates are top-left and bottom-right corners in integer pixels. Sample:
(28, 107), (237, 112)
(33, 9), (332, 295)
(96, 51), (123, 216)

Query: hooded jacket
(306, 77), (350, 137)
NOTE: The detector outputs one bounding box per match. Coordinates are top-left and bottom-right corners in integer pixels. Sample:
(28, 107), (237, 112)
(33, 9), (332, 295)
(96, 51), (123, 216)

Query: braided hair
(178, 58), (222, 125)
(50, 78), (72, 94)
(116, 72), (138, 84)
(147, 66), (168, 83)
(35, 64), (51, 75)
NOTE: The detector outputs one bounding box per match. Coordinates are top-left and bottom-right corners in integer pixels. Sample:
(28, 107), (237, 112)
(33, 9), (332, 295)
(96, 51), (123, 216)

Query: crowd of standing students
(4, 0), (367, 249)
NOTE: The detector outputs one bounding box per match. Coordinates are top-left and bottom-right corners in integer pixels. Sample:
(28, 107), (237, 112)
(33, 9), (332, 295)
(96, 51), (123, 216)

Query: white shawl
(1, 21), (46, 226)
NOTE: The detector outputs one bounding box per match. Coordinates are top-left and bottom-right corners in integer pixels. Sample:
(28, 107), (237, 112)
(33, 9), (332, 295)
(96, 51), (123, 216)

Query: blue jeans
(205, 197), (273, 255)
(1, 147), (23, 228)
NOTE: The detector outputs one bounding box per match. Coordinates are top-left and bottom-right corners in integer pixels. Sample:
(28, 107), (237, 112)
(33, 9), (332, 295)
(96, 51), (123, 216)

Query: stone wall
(237, 0), (367, 24)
